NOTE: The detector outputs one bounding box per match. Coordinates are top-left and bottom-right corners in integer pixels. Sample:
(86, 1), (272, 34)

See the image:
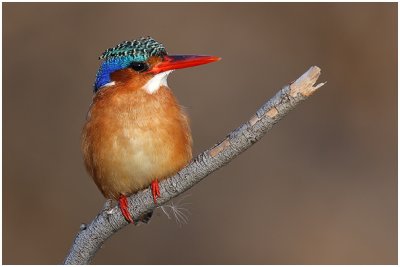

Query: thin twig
(64, 66), (326, 264)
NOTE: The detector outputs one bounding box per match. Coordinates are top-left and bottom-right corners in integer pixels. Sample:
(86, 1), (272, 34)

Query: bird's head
(94, 37), (220, 93)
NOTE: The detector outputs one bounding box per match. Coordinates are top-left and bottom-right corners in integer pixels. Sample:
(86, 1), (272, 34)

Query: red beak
(150, 55), (221, 74)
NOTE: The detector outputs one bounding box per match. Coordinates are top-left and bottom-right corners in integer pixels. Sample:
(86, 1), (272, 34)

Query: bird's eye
(130, 62), (148, 72)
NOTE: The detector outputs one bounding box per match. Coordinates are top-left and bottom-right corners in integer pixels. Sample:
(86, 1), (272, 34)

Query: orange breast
(82, 84), (192, 199)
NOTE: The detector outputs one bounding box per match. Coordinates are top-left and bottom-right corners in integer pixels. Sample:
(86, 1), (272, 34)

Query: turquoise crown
(94, 37), (167, 92)
(99, 36), (167, 61)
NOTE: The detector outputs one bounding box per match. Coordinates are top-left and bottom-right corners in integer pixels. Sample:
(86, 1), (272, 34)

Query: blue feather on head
(94, 37), (167, 92)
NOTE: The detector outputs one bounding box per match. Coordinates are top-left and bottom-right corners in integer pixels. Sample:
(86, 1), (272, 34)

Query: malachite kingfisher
(82, 37), (220, 223)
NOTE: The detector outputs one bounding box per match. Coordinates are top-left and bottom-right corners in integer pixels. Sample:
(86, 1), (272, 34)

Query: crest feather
(99, 36), (167, 61)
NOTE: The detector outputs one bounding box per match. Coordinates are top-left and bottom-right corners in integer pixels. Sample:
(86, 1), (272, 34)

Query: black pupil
(131, 62), (147, 72)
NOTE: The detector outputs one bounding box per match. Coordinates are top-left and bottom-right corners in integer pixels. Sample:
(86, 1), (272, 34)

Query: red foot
(151, 180), (161, 204)
(118, 195), (134, 223)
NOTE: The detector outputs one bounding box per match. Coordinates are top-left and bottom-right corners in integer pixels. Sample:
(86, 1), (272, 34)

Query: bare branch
(64, 66), (326, 264)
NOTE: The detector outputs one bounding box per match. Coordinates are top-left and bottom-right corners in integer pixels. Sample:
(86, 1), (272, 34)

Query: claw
(118, 195), (134, 223)
(151, 180), (161, 204)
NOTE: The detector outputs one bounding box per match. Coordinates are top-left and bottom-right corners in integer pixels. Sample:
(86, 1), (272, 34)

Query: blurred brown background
(3, 3), (397, 264)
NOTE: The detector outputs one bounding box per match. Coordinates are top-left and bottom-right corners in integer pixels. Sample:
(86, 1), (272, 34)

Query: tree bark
(64, 66), (326, 264)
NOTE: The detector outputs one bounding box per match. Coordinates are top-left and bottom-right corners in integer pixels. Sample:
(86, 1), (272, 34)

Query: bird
(81, 36), (220, 223)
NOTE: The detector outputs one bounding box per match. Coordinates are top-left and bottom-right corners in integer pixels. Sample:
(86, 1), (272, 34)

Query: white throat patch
(143, 70), (173, 94)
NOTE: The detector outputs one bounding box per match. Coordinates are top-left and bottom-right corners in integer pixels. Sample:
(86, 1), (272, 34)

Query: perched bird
(82, 37), (220, 223)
